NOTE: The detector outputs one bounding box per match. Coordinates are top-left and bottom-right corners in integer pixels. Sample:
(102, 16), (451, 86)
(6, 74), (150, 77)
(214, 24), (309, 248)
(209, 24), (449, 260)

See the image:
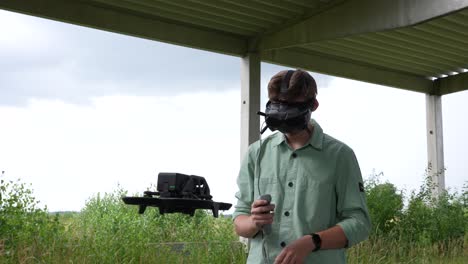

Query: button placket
(284, 153), (296, 223)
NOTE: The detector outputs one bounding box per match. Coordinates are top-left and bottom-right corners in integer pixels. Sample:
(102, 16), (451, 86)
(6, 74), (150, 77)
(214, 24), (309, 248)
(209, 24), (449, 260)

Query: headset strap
(280, 70), (295, 94)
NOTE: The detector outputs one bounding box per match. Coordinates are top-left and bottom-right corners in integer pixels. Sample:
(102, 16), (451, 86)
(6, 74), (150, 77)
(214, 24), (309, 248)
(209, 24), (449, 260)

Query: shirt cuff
(336, 217), (370, 247)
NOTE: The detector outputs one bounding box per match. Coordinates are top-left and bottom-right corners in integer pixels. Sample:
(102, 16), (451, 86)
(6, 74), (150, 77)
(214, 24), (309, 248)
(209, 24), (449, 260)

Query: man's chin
(283, 128), (306, 136)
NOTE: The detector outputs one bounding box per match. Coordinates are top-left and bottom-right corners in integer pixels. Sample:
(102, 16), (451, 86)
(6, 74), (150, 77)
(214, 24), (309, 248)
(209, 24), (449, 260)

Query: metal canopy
(1, 0), (468, 95)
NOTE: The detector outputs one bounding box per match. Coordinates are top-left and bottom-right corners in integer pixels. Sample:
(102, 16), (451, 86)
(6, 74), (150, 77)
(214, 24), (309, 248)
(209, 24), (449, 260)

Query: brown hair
(267, 69), (317, 102)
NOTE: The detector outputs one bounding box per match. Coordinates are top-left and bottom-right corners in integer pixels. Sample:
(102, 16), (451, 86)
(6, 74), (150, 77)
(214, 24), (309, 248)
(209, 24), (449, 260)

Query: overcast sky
(0, 10), (467, 212)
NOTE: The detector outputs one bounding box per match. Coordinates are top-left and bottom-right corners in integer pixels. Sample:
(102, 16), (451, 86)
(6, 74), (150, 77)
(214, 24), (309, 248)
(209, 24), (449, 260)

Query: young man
(233, 70), (371, 264)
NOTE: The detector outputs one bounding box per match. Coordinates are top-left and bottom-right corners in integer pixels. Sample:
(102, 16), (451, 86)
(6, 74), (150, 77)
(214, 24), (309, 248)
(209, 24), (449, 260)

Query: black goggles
(258, 99), (313, 133)
(265, 100), (312, 114)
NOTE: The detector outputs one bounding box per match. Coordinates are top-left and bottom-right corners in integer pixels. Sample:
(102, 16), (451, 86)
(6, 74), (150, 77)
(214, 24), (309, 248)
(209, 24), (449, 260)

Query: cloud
(0, 10), (333, 107)
(0, 10), (242, 106)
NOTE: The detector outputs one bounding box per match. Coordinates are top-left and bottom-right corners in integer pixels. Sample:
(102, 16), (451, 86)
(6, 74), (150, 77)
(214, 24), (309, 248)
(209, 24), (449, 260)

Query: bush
(365, 175), (403, 235)
(69, 186), (246, 263)
(0, 177), (63, 260)
(398, 175), (467, 246)
(1, 181), (246, 263)
(349, 172), (467, 263)
(360, 171), (467, 263)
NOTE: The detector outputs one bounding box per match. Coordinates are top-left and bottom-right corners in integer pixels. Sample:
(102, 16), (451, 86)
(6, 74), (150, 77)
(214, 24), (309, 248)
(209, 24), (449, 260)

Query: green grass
(0, 184), (247, 263)
(0, 174), (466, 263)
(347, 237), (467, 264)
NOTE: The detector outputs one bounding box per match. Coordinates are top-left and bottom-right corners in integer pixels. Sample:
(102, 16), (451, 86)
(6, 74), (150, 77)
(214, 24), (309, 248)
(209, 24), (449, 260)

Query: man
(233, 69), (371, 264)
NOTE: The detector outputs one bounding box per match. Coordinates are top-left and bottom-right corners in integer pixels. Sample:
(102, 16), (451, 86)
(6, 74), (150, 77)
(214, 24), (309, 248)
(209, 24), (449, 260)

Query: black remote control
(258, 194), (272, 235)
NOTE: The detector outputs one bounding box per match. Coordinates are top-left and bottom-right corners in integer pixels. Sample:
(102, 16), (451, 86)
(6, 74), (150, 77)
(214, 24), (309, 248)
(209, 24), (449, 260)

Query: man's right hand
(233, 198), (275, 237)
(250, 198), (275, 228)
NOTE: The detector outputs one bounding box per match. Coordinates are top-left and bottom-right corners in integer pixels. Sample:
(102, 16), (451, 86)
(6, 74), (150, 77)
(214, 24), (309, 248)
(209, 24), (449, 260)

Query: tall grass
(0, 182), (246, 263)
(0, 173), (466, 263)
(348, 172), (468, 263)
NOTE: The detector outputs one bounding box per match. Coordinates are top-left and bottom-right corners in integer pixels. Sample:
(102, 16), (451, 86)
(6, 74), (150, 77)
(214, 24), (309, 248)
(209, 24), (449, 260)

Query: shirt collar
(308, 119), (324, 150)
(272, 119), (324, 150)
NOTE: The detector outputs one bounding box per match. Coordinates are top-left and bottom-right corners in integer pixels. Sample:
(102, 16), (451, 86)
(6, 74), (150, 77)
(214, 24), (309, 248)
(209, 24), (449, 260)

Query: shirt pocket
(255, 176), (278, 198)
(299, 178), (333, 204)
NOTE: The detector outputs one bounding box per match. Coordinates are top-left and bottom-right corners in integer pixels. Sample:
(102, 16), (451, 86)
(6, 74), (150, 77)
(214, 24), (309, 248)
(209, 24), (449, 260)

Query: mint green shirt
(233, 119), (371, 264)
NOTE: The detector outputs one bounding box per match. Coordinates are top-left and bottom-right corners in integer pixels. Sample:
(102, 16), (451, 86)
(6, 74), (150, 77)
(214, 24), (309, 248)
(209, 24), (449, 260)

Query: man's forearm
(316, 225), (348, 249)
(275, 225), (348, 263)
(291, 225), (348, 253)
(233, 215), (260, 238)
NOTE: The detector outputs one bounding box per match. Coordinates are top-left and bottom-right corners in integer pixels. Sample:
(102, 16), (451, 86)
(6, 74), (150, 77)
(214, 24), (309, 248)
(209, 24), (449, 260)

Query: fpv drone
(122, 172), (231, 218)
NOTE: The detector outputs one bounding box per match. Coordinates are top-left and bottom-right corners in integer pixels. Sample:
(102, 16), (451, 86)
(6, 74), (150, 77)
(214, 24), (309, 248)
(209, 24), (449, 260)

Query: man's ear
(312, 98), (319, 112)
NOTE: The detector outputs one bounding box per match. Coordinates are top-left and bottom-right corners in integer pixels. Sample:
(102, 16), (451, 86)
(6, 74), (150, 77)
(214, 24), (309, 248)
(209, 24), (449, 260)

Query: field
(0, 174), (466, 263)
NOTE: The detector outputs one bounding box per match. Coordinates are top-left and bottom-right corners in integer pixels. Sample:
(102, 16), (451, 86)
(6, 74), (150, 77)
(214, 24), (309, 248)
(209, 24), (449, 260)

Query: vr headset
(257, 70), (314, 134)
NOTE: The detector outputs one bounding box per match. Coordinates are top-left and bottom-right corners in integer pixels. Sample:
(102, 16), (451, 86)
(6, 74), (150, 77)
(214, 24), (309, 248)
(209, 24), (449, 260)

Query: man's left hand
(274, 235), (314, 264)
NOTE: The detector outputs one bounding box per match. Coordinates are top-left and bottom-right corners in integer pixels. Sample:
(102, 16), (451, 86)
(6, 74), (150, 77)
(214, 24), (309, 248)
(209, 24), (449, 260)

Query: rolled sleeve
(335, 146), (371, 247)
(232, 144), (257, 220)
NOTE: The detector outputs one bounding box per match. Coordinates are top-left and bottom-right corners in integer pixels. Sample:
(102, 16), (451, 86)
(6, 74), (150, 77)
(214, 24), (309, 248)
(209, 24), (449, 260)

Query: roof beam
(0, 0), (247, 56)
(262, 48), (433, 93)
(436, 72), (468, 95)
(260, 0), (468, 50)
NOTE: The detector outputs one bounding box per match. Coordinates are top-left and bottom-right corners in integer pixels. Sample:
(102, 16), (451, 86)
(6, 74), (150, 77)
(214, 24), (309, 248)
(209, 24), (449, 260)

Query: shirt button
(288, 182), (293, 187)
(292, 153), (297, 158)
(280, 241), (286, 247)
(284, 211), (290, 216)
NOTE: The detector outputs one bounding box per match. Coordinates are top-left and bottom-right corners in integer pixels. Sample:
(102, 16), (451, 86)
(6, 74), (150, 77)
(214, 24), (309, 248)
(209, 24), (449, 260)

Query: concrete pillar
(239, 52), (260, 249)
(240, 52), (261, 160)
(425, 94), (445, 197)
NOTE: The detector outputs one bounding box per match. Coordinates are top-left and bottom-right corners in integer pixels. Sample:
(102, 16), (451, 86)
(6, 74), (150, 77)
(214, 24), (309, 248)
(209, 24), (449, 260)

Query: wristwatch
(311, 233), (321, 252)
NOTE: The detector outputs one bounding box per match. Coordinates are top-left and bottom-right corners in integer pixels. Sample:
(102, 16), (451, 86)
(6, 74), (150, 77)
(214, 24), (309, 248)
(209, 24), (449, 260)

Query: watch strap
(311, 233), (321, 252)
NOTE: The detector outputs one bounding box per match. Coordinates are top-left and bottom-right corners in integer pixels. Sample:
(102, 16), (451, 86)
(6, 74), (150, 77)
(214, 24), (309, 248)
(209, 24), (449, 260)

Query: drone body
(122, 173), (231, 217)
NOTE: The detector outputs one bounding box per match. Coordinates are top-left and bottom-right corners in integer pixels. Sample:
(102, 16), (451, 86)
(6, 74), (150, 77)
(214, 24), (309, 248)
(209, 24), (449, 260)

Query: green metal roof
(1, 0), (468, 95)
(301, 9), (468, 88)
(86, 0), (342, 37)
